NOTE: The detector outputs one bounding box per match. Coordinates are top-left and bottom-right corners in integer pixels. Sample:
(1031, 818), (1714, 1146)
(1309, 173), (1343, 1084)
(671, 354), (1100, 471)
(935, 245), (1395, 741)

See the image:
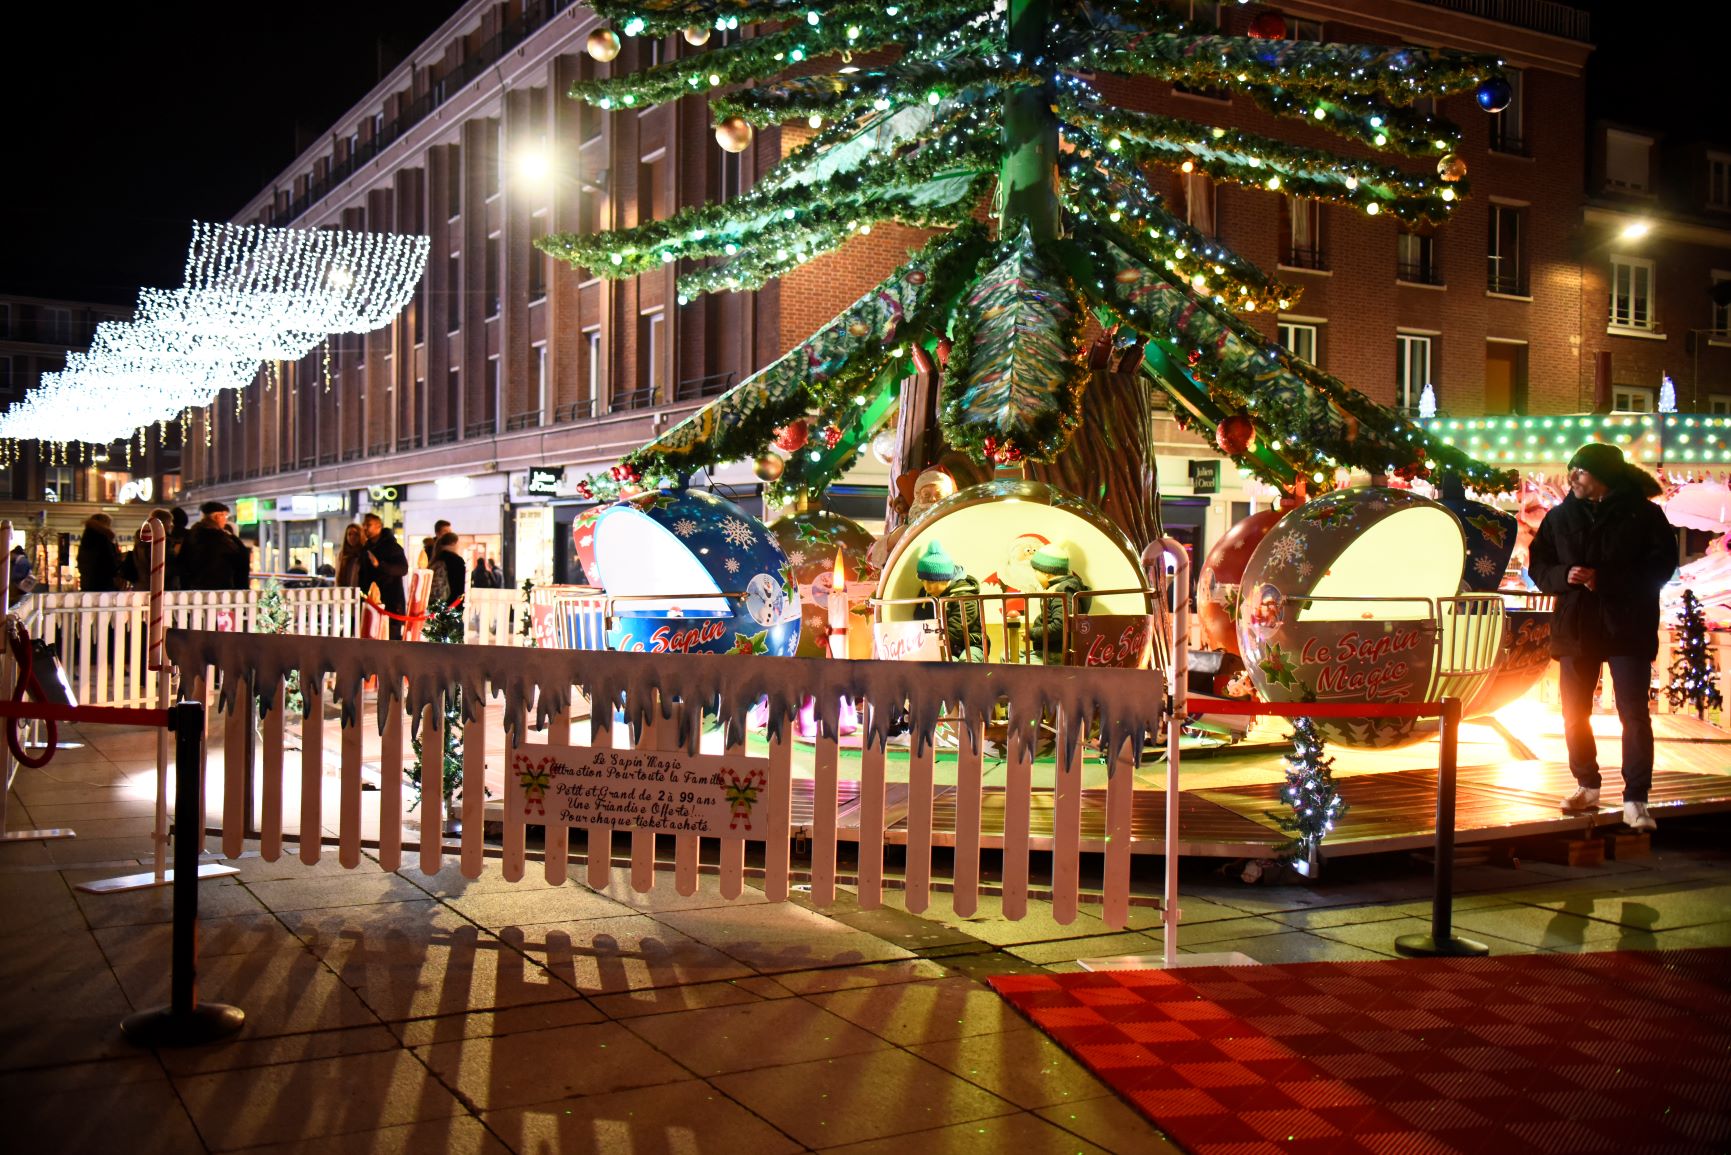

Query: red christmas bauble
(1248, 13), (1287, 39)
(822, 424), (844, 448)
(773, 420), (809, 453)
(935, 336), (953, 367)
(1216, 413), (1256, 457)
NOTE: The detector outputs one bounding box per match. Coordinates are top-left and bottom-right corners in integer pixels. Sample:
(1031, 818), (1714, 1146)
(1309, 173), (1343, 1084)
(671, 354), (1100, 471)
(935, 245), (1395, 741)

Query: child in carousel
(912, 540), (985, 661)
(1027, 542), (1092, 662)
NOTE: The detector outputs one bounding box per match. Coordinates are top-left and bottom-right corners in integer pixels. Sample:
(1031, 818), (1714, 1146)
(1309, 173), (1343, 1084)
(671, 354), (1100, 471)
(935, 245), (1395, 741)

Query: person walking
(335, 523), (366, 588)
(358, 513), (410, 639)
(9, 545), (37, 605)
(470, 553), (498, 590)
(1529, 443), (1677, 833)
(419, 519), (452, 571)
(178, 502), (250, 590)
(76, 513), (125, 591)
(428, 531), (466, 608)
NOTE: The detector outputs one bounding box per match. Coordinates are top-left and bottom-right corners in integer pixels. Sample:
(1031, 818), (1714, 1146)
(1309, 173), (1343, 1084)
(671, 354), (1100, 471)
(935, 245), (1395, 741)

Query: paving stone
(1006, 932), (1163, 966)
(445, 884), (639, 928)
(415, 1020), (691, 1111)
(711, 1048), (1016, 1149)
(512, 913), (757, 994)
(1450, 905), (1658, 950)
(389, 997), (605, 1046)
(246, 872), (433, 912)
(623, 997), (892, 1076)
(1308, 916), (1542, 958)
(156, 1023), (402, 1077)
(1188, 930), (1389, 964)
(769, 958), (952, 996)
(111, 947), (379, 1037)
(909, 1025), (1112, 1110)
(814, 1109), (1115, 1154)
(1164, 915), (1289, 946)
(1035, 1095), (1187, 1154)
(175, 1047), (465, 1150)
(223, 1116), (510, 1155)
(657, 902), (915, 974)
(72, 875), (265, 928)
(96, 910), (306, 964)
(484, 1079), (803, 1155)
(588, 978), (784, 1021)
(6, 1078), (205, 1155)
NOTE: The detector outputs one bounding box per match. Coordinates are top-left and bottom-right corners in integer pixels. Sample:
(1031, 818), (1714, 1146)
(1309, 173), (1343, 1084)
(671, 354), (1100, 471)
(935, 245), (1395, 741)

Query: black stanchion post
(122, 701), (246, 1047)
(1396, 697), (1489, 958)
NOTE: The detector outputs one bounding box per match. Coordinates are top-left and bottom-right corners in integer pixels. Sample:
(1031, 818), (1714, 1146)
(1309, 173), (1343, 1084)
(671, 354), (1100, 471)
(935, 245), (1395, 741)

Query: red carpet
(990, 949), (1731, 1154)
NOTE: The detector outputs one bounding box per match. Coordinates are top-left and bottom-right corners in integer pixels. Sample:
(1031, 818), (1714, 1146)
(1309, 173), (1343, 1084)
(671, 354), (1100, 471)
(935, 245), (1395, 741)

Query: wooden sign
(513, 745), (770, 836)
(1067, 614), (1155, 668)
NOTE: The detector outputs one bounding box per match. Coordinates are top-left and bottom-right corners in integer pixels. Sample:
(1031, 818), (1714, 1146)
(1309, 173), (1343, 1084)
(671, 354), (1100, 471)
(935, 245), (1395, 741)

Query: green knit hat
(1030, 542), (1071, 575)
(916, 540), (961, 581)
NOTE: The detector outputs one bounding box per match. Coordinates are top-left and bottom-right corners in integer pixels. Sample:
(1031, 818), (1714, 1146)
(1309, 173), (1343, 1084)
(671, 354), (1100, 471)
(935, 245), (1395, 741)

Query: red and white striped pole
(140, 517), (170, 880)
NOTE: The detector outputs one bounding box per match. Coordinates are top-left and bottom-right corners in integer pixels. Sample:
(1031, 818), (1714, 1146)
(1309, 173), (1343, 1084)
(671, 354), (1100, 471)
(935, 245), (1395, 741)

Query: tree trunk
(1027, 364), (1161, 551)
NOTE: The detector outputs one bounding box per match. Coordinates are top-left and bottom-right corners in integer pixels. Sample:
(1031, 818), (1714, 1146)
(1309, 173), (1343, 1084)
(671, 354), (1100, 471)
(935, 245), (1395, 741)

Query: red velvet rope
(1186, 696), (1448, 719)
(364, 594), (463, 624)
(6, 619), (57, 767)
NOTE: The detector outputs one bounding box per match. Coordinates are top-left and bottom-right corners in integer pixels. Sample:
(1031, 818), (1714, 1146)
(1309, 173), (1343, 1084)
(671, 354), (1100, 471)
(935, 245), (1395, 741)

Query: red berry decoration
(773, 419), (809, 453)
(1186, 348), (1203, 368)
(610, 461), (641, 484)
(935, 336), (953, 367)
(1215, 413), (1257, 457)
(822, 424), (844, 448)
(575, 479), (594, 500)
(1248, 12), (1287, 39)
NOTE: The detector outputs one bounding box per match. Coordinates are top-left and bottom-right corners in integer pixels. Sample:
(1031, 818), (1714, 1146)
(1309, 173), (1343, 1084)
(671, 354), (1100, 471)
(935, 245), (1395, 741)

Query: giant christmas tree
(541, 0), (1517, 545)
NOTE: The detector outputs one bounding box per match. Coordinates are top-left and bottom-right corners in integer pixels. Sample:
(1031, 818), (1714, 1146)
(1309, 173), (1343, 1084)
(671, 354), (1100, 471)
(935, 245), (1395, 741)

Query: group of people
(74, 501), (253, 593)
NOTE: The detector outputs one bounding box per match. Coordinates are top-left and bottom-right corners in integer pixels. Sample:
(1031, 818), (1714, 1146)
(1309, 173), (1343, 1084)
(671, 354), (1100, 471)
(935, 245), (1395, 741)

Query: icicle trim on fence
(165, 630), (1167, 767)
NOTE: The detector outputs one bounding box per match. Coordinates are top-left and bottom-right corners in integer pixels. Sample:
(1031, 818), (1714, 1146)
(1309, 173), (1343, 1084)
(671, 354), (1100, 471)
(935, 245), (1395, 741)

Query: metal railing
(675, 371), (736, 401)
(1412, 0), (1589, 41)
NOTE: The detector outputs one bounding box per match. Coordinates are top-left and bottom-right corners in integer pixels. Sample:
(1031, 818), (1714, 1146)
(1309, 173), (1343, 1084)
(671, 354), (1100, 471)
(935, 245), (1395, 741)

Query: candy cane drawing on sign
(529, 745), (771, 836)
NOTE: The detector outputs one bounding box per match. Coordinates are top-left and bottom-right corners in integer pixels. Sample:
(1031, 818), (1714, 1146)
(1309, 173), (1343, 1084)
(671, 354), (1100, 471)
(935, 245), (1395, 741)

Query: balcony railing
(610, 386), (655, 413)
(505, 411), (540, 432)
(464, 418), (497, 439)
(555, 398), (596, 423)
(1412, 0), (1589, 41)
(426, 429), (458, 447)
(1397, 260), (1444, 286)
(1283, 246), (1327, 272)
(675, 371), (736, 402)
(1487, 270), (1527, 296)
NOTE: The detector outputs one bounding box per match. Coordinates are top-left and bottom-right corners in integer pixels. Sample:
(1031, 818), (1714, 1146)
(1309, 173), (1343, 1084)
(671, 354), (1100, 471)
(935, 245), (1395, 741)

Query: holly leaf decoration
(940, 225), (1085, 463)
(1258, 642), (1302, 690)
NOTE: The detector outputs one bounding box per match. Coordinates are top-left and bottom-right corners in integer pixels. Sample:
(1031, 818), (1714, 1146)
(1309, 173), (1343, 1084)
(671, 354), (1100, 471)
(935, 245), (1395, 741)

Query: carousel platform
(781, 711), (1731, 861)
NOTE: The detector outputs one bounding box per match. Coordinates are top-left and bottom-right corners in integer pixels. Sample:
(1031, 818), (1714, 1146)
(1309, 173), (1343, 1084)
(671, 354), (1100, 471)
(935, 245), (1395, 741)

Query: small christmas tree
(408, 600), (468, 811)
(1667, 589), (1722, 719)
(517, 578), (537, 647)
(1267, 716), (1346, 873)
(254, 586), (305, 717)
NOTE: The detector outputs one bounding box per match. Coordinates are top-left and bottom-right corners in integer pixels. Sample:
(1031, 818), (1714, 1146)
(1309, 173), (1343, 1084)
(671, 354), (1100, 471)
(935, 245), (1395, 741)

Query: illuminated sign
(117, 477), (155, 504)
(368, 482), (407, 504)
(527, 466), (565, 496)
(286, 493), (348, 517)
(234, 498), (260, 525)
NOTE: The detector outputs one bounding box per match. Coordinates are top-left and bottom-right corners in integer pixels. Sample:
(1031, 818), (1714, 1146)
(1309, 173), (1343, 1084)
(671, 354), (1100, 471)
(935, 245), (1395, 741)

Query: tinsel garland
(1667, 589), (1724, 717)
(1266, 717), (1347, 866)
(570, 2), (978, 110)
(765, 363), (902, 503)
(713, 59), (1033, 127)
(1075, 223), (1516, 492)
(940, 227), (1087, 464)
(1063, 96), (1464, 225)
(611, 223), (990, 489)
(538, 140), (996, 281)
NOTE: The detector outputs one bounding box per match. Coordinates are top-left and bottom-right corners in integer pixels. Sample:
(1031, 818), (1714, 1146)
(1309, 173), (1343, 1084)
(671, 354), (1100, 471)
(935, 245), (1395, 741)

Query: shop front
(400, 473), (505, 579)
(258, 491), (352, 576)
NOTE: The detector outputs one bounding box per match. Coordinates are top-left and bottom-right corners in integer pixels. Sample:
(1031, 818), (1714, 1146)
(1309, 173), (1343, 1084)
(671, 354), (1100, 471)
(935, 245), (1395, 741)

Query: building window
(485, 234), (501, 318)
(1180, 171), (1215, 237)
(1396, 333), (1433, 412)
(1487, 204), (1525, 295)
(1710, 395), (1731, 414)
(1610, 255), (1656, 331)
(41, 307), (71, 344)
(1278, 321), (1319, 365)
(717, 145), (743, 204)
(0, 303), (10, 339)
(639, 309), (665, 403)
(1710, 154), (1731, 211)
(446, 367), (461, 428)
(1396, 224), (1441, 285)
(0, 356), (11, 396)
(447, 146), (462, 218)
(1489, 69), (1525, 154)
(1285, 18), (1324, 41)
(1484, 341), (1527, 415)
(1713, 271), (1731, 336)
(485, 122), (502, 200)
(1605, 129), (1652, 194)
(584, 327), (602, 416)
(1282, 197), (1324, 269)
(534, 342), (549, 416)
(1613, 386), (1654, 413)
(529, 216), (548, 300)
(638, 153), (667, 224)
(447, 253), (461, 333)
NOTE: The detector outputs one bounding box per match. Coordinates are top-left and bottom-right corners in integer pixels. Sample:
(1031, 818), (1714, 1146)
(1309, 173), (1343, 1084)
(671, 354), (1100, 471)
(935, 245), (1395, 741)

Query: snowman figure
(983, 532), (1050, 614)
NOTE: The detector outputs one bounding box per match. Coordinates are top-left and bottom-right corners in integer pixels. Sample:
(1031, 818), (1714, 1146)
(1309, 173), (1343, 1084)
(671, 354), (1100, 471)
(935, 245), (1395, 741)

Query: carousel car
(874, 479), (1153, 665)
(1236, 487), (1507, 748)
(589, 488), (801, 657)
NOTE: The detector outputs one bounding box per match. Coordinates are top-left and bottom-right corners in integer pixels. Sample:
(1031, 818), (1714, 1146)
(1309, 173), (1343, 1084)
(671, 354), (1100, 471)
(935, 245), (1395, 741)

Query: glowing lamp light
(1620, 220), (1652, 241)
(515, 149), (551, 183)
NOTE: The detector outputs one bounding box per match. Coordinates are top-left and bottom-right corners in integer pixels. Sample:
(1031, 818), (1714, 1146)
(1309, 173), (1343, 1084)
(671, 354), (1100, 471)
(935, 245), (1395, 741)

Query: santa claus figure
(983, 533), (1050, 614)
(867, 466), (958, 571)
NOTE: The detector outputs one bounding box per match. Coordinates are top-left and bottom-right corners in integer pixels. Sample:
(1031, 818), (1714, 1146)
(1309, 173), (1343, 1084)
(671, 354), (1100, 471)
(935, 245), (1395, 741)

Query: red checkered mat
(990, 949), (1731, 1155)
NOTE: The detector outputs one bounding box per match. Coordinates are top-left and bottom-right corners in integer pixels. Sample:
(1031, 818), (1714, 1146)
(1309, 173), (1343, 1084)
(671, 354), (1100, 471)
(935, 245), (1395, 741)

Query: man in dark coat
(1528, 443), (1676, 833)
(177, 502), (250, 590)
(359, 512), (410, 640)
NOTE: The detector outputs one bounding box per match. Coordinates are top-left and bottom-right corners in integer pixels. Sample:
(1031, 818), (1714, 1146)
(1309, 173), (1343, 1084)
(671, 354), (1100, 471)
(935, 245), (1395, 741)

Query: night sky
(0, 1), (1714, 307)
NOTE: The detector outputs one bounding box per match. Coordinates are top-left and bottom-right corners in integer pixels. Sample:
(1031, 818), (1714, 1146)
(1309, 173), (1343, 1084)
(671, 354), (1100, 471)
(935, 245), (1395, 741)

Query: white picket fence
(461, 587), (525, 648)
(168, 629), (1169, 927)
(21, 588), (360, 709)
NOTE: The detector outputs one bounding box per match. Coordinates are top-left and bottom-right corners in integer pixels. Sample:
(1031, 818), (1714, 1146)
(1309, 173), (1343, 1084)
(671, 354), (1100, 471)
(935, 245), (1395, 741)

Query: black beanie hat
(1568, 442), (1626, 487)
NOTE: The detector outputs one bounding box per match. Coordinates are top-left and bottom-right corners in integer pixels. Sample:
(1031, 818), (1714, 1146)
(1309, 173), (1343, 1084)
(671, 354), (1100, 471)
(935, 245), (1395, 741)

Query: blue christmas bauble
(1476, 76), (1514, 113)
(592, 489), (801, 657)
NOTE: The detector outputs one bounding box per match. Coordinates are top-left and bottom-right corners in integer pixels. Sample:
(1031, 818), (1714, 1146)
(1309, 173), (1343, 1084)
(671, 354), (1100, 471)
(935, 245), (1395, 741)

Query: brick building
(149, 0), (1602, 576)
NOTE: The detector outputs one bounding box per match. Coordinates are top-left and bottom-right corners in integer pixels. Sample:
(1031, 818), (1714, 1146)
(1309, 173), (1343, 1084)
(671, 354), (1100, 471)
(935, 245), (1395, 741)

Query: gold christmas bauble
(753, 453), (786, 482)
(1115, 267), (1142, 284)
(1436, 153), (1468, 182)
(586, 28), (621, 63)
(683, 25), (711, 46)
(715, 116), (754, 154)
(846, 320), (872, 338)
